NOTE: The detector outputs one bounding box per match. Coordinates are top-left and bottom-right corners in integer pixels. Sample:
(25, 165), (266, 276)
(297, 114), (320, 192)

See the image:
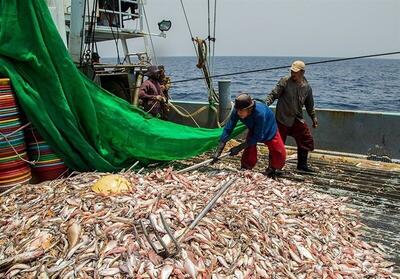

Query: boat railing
(97, 0), (140, 29)
(64, 0), (142, 34)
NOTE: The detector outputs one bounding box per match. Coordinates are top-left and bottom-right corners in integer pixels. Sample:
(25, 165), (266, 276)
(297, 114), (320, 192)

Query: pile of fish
(0, 169), (398, 278)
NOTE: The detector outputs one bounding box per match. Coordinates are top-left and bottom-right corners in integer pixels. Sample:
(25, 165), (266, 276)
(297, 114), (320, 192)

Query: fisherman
(91, 52), (102, 65)
(90, 52), (104, 82)
(158, 65), (171, 118)
(138, 65), (169, 120)
(212, 93), (286, 178)
(265, 60), (318, 172)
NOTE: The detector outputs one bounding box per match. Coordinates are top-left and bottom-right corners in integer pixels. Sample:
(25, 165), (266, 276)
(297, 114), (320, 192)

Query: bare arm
(305, 88), (318, 127)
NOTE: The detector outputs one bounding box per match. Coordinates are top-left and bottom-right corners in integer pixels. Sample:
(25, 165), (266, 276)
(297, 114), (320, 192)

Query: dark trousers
(277, 119), (314, 151)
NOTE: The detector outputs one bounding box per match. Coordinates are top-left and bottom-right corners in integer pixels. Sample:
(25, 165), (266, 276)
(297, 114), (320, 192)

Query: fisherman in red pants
(212, 93), (286, 178)
(265, 60), (318, 172)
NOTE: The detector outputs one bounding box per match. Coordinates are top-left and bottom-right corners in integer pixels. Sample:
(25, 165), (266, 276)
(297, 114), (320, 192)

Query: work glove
(211, 142), (225, 164)
(229, 142), (248, 156)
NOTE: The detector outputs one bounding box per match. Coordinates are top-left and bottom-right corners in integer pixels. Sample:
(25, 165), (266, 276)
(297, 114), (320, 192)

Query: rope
(179, 0), (199, 56)
(112, 0), (122, 64)
(193, 38), (218, 103)
(79, 0), (88, 66)
(0, 122), (31, 141)
(0, 128), (37, 166)
(169, 101), (208, 117)
(211, 0), (217, 75)
(209, 101), (234, 128)
(219, 101), (234, 126)
(81, 0), (96, 64)
(88, 0), (98, 56)
(179, 0), (218, 105)
(142, 3), (158, 65)
(169, 103), (203, 128)
(167, 98), (233, 128)
(209, 105), (221, 128)
(207, 0), (211, 71)
(144, 100), (158, 114)
(104, 1), (122, 64)
(170, 51), (400, 85)
(195, 38), (208, 69)
(28, 125), (41, 165)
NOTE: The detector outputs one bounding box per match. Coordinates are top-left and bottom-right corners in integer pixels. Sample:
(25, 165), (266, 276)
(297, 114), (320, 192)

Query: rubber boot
(264, 154), (277, 178)
(297, 149), (314, 172)
(264, 167), (276, 179)
(240, 165), (252, 170)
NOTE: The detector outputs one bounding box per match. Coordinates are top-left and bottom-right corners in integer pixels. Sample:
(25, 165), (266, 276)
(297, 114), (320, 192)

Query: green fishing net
(0, 0), (244, 171)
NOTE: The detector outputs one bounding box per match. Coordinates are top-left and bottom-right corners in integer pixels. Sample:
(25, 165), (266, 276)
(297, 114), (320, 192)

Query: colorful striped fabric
(0, 78), (31, 191)
(26, 126), (68, 182)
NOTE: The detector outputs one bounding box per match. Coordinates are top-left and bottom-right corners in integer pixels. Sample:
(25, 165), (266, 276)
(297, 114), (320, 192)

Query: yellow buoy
(91, 174), (132, 195)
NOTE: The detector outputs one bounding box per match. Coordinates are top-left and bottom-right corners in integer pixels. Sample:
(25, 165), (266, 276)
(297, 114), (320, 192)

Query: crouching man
(212, 93), (286, 178)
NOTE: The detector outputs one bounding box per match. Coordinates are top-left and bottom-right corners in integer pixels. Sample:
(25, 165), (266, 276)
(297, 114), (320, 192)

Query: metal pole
(138, 0), (150, 62)
(121, 38), (131, 64)
(118, 0), (122, 28)
(218, 80), (232, 124)
(139, 0), (144, 32)
(132, 72), (143, 106)
(177, 177), (237, 242)
(69, 0), (86, 63)
(176, 152), (230, 174)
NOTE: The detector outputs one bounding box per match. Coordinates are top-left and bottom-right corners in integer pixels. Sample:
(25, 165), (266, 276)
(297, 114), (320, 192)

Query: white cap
(290, 60), (305, 72)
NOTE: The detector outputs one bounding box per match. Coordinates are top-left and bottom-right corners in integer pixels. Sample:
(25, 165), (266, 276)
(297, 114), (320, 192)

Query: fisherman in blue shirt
(212, 93), (286, 178)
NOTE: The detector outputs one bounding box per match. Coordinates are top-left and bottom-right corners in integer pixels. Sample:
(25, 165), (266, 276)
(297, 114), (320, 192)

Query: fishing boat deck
(172, 148), (400, 270)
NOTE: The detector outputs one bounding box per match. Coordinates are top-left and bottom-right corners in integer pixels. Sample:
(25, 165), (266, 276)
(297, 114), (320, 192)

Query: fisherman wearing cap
(265, 60), (317, 172)
(138, 65), (169, 120)
(212, 93), (286, 178)
(91, 52), (101, 64)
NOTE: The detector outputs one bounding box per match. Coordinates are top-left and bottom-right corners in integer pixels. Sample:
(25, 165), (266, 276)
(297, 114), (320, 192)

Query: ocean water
(106, 56), (400, 112)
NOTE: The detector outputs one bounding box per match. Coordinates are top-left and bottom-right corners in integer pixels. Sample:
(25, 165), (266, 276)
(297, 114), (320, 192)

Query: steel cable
(170, 51), (400, 85)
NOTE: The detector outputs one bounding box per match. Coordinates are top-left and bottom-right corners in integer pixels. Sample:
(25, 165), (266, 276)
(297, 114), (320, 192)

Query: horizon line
(102, 54), (400, 60)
